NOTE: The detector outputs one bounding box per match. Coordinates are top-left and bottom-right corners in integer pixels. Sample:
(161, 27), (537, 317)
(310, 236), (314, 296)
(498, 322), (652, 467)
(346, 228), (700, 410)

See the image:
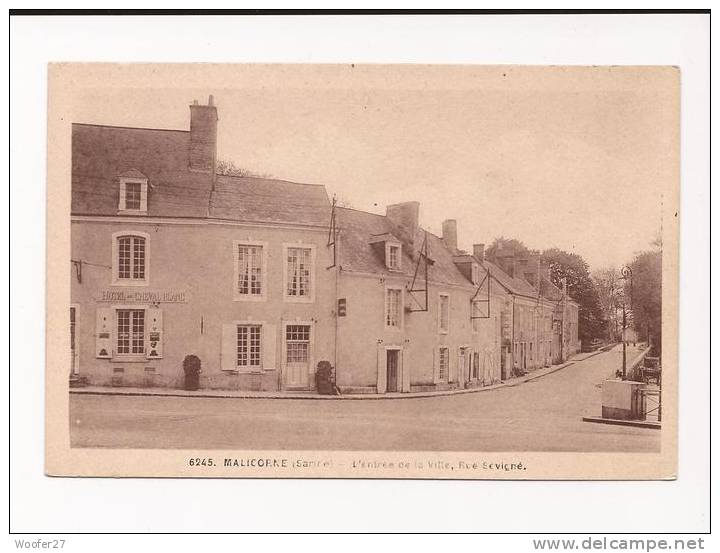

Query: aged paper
(46, 63), (678, 479)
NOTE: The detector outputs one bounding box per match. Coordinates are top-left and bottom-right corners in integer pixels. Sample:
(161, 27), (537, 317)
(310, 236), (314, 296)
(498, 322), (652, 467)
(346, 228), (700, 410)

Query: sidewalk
(70, 350), (604, 401)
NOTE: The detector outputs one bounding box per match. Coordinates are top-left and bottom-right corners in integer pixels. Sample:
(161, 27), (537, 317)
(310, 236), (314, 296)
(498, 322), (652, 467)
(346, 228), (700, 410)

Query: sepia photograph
(45, 62), (678, 479)
(9, 9), (709, 539)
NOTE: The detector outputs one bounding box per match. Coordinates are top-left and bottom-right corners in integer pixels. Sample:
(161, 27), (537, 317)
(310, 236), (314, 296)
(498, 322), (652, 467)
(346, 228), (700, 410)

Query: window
(117, 309), (145, 355)
(286, 325), (311, 364)
(236, 244), (264, 297)
(112, 232), (149, 285)
(439, 347), (449, 381)
(237, 325), (262, 369)
(472, 301), (481, 332)
(385, 288), (402, 328)
(285, 246), (313, 301)
(117, 235), (145, 280)
(472, 263), (480, 285)
(125, 182), (142, 210)
(387, 243), (401, 270)
(118, 177), (148, 212)
(439, 294), (450, 333)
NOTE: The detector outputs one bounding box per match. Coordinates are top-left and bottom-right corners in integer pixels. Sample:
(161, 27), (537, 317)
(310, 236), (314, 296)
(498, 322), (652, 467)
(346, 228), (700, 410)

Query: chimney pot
(193, 99), (199, 105)
(441, 219), (458, 253)
(208, 94), (214, 106)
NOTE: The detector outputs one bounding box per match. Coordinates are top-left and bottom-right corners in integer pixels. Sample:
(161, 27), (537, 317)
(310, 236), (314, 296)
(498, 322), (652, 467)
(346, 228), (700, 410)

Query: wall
(335, 270), (506, 393)
(70, 218), (335, 391)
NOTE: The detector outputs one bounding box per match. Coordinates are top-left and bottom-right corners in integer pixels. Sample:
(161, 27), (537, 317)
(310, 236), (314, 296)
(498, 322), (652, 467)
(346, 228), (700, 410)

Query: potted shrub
(315, 360), (336, 395)
(183, 354), (202, 391)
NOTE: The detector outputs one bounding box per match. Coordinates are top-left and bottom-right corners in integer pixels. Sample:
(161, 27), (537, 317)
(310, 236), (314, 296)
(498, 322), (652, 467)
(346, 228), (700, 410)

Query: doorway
(386, 349), (399, 393)
(285, 324), (311, 389)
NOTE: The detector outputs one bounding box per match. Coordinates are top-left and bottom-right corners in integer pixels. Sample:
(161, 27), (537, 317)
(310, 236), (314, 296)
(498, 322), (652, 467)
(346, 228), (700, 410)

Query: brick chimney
(189, 95), (218, 175)
(496, 247), (516, 278)
(473, 243), (485, 264)
(442, 219), (458, 253)
(386, 201), (420, 249)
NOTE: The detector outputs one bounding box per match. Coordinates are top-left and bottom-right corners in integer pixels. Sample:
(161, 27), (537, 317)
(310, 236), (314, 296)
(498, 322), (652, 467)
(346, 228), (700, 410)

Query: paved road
(70, 345), (660, 451)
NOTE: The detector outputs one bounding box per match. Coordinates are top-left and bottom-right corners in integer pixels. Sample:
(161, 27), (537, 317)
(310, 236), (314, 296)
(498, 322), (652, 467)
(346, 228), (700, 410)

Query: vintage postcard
(45, 63), (678, 479)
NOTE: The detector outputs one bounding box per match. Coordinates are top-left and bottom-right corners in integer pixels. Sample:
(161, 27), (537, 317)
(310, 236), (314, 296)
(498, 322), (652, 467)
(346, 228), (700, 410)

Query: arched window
(112, 231), (150, 286)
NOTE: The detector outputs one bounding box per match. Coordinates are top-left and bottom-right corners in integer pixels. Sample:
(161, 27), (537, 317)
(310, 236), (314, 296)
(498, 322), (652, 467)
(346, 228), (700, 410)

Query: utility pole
(620, 266), (633, 380)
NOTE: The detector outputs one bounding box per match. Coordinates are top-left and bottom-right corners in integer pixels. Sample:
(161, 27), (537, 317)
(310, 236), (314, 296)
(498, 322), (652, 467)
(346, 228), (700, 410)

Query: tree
(485, 237), (536, 261)
(541, 248), (606, 346)
(592, 267), (621, 341)
(216, 159), (271, 179)
(627, 248), (662, 355)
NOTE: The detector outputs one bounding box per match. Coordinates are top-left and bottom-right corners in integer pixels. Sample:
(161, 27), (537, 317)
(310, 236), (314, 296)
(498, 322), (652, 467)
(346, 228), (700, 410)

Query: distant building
(69, 97), (579, 394)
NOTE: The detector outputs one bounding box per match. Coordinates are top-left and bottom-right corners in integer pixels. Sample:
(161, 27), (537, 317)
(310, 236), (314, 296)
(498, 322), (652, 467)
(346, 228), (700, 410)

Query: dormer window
(118, 170), (149, 213)
(386, 243), (401, 271)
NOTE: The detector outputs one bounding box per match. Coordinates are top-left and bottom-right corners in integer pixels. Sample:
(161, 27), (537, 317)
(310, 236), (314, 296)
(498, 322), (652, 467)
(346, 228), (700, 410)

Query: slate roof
(72, 123), (331, 226)
(335, 207), (473, 288)
(210, 175), (330, 226)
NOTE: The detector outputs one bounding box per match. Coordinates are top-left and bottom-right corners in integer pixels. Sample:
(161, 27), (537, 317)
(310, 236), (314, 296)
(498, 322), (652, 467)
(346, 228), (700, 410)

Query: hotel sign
(97, 290), (188, 303)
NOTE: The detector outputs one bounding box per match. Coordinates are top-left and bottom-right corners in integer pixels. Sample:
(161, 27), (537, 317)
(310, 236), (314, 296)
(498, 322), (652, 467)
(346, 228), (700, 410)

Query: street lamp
(620, 265), (633, 380)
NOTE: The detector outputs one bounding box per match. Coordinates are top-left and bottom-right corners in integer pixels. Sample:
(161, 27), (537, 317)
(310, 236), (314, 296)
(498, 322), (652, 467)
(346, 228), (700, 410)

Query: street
(69, 345), (660, 451)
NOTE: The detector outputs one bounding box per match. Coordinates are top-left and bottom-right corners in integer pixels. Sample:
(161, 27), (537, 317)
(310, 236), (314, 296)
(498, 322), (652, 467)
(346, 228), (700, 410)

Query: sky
(67, 64), (677, 270)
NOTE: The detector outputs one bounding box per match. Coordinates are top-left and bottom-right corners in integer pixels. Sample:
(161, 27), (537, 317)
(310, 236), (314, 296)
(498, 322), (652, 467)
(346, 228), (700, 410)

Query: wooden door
(285, 324), (310, 389)
(386, 350), (399, 392)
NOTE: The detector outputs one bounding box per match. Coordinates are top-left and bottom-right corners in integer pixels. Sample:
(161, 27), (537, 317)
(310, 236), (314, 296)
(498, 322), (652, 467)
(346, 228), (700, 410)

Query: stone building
(71, 97), (335, 391)
(69, 96), (579, 394)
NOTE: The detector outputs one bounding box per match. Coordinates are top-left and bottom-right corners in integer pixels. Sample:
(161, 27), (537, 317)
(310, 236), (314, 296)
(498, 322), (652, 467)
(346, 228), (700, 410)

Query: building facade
(69, 97), (580, 394)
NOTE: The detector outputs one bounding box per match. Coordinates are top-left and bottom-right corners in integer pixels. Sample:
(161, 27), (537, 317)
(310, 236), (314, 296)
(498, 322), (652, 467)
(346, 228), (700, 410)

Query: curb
(582, 416), (661, 430)
(70, 353), (592, 402)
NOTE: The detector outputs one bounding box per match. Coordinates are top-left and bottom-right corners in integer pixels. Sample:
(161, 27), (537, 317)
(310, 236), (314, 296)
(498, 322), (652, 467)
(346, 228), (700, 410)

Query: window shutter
(376, 346), (386, 394)
(221, 324), (236, 371)
(95, 307), (112, 358)
(433, 348), (439, 383)
(449, 350), (457, 383)
(401, 348), (411, 392)
(140, 184), (148, 211)
(146, 307), (163, 359)
(118, 181), (126, 210)
(263, 324), (277, 370)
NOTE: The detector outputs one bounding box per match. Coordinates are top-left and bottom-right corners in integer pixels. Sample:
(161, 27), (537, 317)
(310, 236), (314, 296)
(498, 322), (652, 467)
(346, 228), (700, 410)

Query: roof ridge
(215, 173), (326, 188)
(72, 122), (189, 133)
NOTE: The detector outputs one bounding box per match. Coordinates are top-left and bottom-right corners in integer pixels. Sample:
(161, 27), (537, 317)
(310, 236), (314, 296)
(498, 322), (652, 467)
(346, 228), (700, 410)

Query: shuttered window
(117, 309), (145, 355)
(438, 347), (449, 381)
(237, 325), (262, 368)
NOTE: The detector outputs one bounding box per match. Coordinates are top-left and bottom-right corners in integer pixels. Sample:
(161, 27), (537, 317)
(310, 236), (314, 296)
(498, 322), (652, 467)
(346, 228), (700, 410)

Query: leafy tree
(541, 248), (606, 345)
(216, 159), (270, 179)
(485, 237), (536, 261)
(592, 267), (621, 341)
(627, 248), (662, 355)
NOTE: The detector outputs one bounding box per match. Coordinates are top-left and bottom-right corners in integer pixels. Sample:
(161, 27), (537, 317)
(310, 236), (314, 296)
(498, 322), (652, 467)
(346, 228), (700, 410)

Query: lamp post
(620, 265), (633, 380)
